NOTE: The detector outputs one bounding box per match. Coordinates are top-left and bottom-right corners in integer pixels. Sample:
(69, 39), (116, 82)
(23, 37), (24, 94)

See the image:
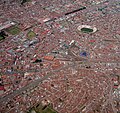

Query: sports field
(28, 104), (57, 113)
(6, 26), (21, 35)
(27, 31), (36, 39)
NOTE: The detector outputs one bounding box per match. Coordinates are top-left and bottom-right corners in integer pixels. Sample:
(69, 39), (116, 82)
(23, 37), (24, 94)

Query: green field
(28, 104), (57, 113)
(6, 26), (21, 35)
(21, 0), (31, 5)
(81, 28), (93, 33)
(0, 36), (4, 40)
(27, 31), (36, 39)
(37, 107), (56, 113)
(0, 35), (5, 41)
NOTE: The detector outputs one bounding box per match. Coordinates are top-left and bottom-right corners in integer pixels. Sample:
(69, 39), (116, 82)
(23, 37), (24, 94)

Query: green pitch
(81, 28), (93, 33)
(6, 26), (21, 35)
(27, 31), (36, 39)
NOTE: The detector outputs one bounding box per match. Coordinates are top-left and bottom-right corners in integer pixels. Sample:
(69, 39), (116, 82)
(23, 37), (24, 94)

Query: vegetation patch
(27, 104), (57, 113)
(6, 26), (21, 35)
(0, 35), (5, 41)
(77, 25), (97, 34)
(43, 107), (56, 113)
(21, 0), (31, 5)
(0, 31), (8, 41)
(27, 31), (36, 39)
(81, 28), (93, 33)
